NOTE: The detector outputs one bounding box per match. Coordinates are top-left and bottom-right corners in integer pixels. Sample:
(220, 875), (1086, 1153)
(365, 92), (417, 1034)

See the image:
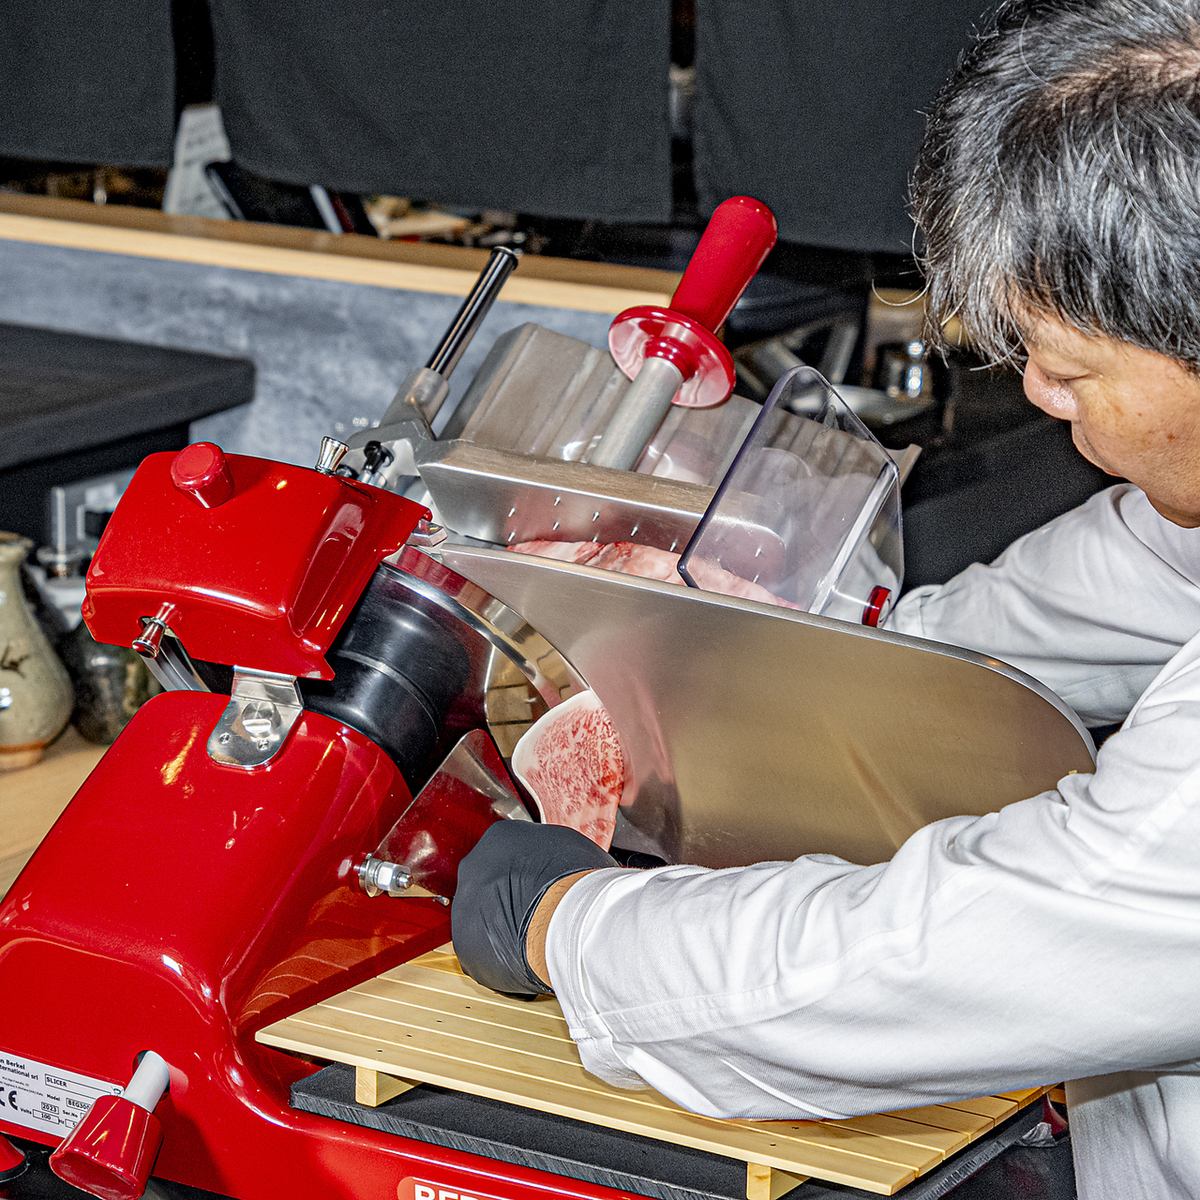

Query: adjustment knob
(170, 442), (235, 508)
(315, 435), (350, 475)
(861, 586), (892, 628)
(50, 1052), (170, 1200)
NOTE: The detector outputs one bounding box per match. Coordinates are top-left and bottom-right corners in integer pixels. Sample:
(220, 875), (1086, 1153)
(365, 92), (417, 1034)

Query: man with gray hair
(452, 1), (1200, 1194)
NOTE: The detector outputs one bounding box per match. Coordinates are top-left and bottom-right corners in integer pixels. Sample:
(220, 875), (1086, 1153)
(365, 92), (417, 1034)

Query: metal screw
(357, 856), (413, 897)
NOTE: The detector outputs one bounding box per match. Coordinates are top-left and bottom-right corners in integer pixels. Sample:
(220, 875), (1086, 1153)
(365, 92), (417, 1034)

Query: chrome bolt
(358, 856), (413, 898)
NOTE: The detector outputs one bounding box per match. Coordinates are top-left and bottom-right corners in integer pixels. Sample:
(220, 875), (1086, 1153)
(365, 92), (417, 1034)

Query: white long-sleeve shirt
(545, 485), (1200, 1200)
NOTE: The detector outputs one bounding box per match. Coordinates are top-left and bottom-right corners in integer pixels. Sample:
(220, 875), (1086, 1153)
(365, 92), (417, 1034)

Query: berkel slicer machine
(0, 200), (1093, 1199)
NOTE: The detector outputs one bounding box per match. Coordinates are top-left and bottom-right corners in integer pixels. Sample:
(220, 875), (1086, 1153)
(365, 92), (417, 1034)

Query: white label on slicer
(0, 1053), (122, 1137)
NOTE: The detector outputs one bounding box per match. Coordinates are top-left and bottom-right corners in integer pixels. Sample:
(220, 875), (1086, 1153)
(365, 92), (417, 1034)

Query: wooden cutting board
(258, 946), (1047, 1198)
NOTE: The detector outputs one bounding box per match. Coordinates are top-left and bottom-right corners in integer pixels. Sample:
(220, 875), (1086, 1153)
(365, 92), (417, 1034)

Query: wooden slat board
(258, 947), (1047, 1197)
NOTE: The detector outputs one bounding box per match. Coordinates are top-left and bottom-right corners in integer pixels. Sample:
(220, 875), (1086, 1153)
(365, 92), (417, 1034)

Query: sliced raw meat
(590, 541), (681, 580)
(511, 539), (798, 609)
(509, 539), (603, 565)
(684, 555), (801, 609)
(511, 690), (624, 850)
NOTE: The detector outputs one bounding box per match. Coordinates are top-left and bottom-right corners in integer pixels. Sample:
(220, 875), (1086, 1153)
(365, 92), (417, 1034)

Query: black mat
(294, 1064), (743, 1200)
(292, 1064), (1074, 1200)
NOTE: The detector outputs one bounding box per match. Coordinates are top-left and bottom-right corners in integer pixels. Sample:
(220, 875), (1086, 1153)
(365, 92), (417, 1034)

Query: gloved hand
(452, 821), (617, 996)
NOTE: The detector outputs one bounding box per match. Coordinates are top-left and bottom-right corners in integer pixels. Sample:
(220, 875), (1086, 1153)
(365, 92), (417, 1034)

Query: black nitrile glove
(452, 821), (617, 996)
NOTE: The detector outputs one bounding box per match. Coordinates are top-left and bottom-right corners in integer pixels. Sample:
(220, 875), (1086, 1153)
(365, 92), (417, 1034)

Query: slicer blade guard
(679, 365), (903, 623)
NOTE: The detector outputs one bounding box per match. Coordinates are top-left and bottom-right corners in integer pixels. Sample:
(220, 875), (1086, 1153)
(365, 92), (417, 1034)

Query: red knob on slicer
(608, 195), (778, 409)
(861, 586), (892, 628)
(668, 195), (779, 334)
(50, 1052), (169, 1200)
(170, 441), (235, 508)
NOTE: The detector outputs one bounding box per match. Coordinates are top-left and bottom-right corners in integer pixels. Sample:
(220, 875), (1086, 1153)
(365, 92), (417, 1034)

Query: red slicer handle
(607, 196), (778, 409)
(670, 195), (779, 332)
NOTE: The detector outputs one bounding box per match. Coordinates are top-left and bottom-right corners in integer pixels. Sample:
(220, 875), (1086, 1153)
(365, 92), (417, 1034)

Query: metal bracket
(358, 729), (529, 901)
(405, 519), (447, 550)
(207, 667), (304, 768)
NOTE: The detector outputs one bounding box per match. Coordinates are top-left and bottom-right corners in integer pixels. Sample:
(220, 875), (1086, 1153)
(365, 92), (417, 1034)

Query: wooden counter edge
(0, 195), (677, 314)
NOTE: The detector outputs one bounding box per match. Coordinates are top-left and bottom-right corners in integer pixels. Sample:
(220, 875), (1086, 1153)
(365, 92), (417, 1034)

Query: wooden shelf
(0, 727), (104, 896)
(259, 946), (1047, 1197)
(0, 195), (678, 316)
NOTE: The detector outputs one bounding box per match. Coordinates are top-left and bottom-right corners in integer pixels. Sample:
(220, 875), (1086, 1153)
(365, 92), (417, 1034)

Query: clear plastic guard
(678, 366), (903, 624)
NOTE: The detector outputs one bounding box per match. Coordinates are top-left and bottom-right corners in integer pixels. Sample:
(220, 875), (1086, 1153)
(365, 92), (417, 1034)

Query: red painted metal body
(0, 1134), (27, 1177)
(1, 446), (640, 1200)
(83, 447), (428, 679)
(0, 692), (635, 1200)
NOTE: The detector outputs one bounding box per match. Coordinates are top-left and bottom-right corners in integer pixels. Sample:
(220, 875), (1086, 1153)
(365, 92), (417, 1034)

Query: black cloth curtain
(694, 1), (985, 252)
(208, 0), (674, 223)
(0, 1), (177, 166)
(0, 1), (979, 245)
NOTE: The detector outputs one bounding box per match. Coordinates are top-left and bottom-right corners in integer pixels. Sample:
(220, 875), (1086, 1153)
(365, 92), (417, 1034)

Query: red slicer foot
(0, 1133), (28, 1181)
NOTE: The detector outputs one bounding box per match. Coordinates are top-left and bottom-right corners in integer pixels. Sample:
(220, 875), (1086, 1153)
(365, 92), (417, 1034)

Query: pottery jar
(0, 533), (73, 769)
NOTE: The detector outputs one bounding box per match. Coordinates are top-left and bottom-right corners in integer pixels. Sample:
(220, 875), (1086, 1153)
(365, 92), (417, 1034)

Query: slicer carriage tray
(257, 948), (1048, 1199)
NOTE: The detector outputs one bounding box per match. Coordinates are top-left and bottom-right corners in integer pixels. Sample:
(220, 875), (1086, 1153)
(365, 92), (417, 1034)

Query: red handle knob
(607, 196), (778, 409)
(50, 1095), (163, 1200)
(170, 441), (235, 509)
(669, 196), (778, 333)
(862, 585), (893, 628)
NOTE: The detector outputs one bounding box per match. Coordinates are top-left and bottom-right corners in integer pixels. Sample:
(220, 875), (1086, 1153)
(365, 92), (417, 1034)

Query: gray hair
(913, 0), (1200, 369)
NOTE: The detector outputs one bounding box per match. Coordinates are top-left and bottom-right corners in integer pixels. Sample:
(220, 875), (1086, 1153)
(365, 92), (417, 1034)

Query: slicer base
(290, 1066), (1073, 1200)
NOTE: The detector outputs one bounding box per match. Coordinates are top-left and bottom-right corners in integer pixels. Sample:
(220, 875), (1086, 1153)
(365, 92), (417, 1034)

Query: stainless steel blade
(433, 543), (1096, 871)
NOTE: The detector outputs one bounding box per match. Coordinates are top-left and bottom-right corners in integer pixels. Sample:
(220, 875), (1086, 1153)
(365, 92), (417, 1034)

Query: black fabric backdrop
(694, 1), (986, 252)
(0, 2), (985, 250)
(0, 1), (177, 166)
(208, 0), (674, 224)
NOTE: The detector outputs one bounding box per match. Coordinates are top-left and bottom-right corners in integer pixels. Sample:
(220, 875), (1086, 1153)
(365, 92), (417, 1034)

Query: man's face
(1021, 316), (1200, 528)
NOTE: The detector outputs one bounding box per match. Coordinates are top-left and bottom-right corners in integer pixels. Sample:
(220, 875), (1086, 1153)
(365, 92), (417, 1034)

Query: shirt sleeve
(887, 485), (1200, 727)
(545, 641), (1200, 1121)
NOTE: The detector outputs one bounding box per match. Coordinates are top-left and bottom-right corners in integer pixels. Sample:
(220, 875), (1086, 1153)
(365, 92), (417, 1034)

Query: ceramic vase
(0, 533), (73, 769)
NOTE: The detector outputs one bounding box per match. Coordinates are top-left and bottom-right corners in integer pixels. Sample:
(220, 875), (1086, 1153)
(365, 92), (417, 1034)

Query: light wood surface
(747, 1162), (809, 1200)
(0, 727), (104, 897)
(0, 196), (677, 315)
(258, 946), (1047, 1197)
(355, 1067), (415, 1108)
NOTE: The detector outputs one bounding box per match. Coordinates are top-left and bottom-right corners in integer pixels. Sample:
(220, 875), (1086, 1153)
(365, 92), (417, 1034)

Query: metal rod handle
(426, 246), (520, 379)
(589, 357), (684, 470)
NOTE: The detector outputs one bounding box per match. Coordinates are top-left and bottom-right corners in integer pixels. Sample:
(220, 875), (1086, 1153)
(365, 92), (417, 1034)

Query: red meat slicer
(0, 199), (1093, 1200)
(0, 198), (778, 1200)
